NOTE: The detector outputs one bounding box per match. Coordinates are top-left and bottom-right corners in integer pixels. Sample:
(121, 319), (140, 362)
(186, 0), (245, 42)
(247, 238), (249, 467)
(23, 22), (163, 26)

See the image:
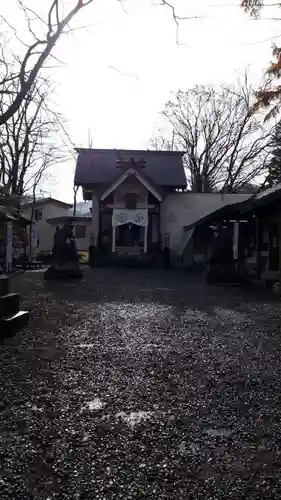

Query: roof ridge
(75, 148), (185, 156)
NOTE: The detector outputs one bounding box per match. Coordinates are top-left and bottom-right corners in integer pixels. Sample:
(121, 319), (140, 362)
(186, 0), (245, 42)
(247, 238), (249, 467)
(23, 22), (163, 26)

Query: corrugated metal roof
(74, 149), (187, 188)
(0, 206), (18, 221)
(183, 184), (281, 231)
(183, 201), (246, 231)
(0, 205), (32, 224)
(255, 183), (281, 200)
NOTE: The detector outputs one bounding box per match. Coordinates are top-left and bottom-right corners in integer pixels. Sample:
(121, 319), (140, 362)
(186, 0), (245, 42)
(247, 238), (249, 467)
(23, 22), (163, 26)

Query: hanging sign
(112, 209), (148, 227)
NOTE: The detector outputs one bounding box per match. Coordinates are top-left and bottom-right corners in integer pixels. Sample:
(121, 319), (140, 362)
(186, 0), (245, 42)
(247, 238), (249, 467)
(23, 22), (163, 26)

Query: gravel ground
(1, 268), (281, 499)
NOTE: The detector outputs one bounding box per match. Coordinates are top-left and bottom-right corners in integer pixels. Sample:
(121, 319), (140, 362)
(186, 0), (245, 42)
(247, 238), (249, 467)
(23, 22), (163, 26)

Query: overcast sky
(2, 0), (281, 201)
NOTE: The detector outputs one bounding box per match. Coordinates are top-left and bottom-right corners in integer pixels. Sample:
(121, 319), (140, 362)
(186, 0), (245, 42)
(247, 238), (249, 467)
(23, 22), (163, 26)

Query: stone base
(272, 282), (281, 294)
(0, 310), (29, 337)
(205, 264), (242, 284)
(0, 274), (29, 337)
(0, 275), (9, 296)
(44, 262), (83, 280)
(88, 246), (97, 267)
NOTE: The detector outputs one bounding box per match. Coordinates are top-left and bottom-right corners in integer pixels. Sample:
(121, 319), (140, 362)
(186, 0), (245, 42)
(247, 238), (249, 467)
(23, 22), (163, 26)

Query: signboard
(112, 209), (148, 227)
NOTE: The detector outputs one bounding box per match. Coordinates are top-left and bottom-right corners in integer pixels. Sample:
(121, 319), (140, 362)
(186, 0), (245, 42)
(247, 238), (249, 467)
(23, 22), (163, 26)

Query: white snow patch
(28, 403), (43, 412)
(203, 427), (232, 438)
(82, 398), (105, 411)
(78, 343), (95, 348)
(178, 441), (200, 456)
(82, 432), (90, 442)
(116, 411), (153, 428)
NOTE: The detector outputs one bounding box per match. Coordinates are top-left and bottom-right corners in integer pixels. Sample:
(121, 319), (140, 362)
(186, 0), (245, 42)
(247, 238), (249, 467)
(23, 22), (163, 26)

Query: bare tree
(0, 0), (94, 126)
(0, 76), (62, 198)
(151, 75), (273, 193)
(73, 185), (79, 216)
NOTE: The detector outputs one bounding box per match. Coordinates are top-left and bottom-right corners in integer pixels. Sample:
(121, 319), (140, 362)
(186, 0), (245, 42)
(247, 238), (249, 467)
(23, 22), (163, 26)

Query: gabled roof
(74, 148), (187, 188)
(23, 197), (72, 208)
(100, 167), (163, 202)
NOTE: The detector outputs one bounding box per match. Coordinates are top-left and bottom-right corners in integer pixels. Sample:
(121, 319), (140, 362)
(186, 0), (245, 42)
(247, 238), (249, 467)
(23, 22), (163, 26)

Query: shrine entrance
(96, 157), (163, 262)
(112, 208), (148, 255)
(116, 223), (144, 248)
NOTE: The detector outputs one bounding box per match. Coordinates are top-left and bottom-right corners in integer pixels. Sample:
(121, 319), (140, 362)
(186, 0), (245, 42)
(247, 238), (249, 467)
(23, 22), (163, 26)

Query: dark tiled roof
(74, 149), (187, 188)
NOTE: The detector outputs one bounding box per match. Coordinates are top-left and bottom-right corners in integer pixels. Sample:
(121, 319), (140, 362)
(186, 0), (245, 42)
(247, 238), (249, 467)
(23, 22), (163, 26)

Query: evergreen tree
(266, 122), (281, 186)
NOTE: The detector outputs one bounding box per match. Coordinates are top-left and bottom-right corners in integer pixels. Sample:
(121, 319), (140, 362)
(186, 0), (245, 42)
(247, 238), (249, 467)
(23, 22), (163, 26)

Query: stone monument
(44, 223), (82, 280)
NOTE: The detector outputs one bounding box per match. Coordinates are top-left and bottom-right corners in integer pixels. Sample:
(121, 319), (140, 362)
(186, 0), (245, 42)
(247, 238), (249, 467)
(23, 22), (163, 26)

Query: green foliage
(241, 0), (263, 17)
(266, 121), (281, 186)
(242, 1), (281, 119)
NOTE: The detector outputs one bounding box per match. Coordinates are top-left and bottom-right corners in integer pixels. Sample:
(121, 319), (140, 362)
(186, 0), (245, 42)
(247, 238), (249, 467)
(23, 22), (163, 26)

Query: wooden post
(144, 195), (148, 254)
(233, 221), (240, 271)
(144, 224), (148, 254)
(91, 191), (95, 247)
(6, 221), (13, 272)
(112, 225), (116, 253)
(256, 216), (261, 278)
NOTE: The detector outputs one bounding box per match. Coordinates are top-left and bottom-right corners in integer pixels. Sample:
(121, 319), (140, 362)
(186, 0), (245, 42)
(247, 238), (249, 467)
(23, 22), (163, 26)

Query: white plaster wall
(22, 202), (71, 252)
(48, 221), (92, 252)
(160, 192), (251, 251)
(74, 222), (92, 251)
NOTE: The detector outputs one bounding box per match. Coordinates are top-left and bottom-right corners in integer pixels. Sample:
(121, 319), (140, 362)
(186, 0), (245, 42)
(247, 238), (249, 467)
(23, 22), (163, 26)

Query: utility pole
(88, 128), (93, 148)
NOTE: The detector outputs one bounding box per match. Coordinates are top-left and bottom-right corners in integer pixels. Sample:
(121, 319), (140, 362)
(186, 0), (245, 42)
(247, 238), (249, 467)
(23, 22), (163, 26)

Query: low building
(22, 197), (92, 254)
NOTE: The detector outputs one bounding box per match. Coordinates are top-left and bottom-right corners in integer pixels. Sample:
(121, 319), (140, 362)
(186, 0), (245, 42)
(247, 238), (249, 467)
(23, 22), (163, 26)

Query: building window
(34, 208), (42, 221)
(75, 225), (86, 239)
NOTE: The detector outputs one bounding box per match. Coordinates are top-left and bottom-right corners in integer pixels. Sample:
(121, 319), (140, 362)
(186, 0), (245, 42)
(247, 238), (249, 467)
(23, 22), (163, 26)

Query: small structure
(44, 223), (82, 280)
(183, 183), (281, 288)
(0, 275), (29, 336)
(0, 205), (32, 272)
